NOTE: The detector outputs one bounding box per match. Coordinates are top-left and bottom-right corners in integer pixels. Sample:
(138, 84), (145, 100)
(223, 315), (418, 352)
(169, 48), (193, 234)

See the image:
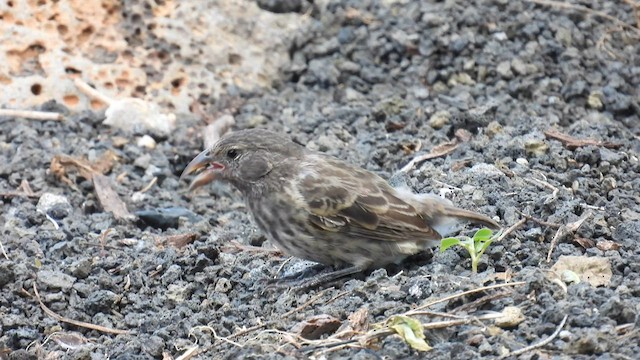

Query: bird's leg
(294, 265), (363, 291)
(265, 265), (364, 292)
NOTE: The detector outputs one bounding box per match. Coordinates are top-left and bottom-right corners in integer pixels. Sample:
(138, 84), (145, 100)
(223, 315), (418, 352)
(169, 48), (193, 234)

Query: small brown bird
(181, 129), (499, 286)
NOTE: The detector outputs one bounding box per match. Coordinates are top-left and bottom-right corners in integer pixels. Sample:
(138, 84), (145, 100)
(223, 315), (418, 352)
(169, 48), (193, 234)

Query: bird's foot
(262, 265), (363, 292)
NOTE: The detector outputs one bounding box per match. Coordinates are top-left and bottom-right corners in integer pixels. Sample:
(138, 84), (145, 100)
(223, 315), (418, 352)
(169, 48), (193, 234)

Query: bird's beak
(180, 149), (224, 191)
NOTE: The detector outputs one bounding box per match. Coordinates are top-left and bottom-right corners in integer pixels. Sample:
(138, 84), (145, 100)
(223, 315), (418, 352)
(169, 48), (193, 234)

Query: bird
(181, 129), (500, 287)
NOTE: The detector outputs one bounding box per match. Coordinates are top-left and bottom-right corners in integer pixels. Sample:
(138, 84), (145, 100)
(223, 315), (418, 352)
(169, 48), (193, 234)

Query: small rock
(486, 121), (502, 137)
(524, 139), (548, 156)
(37, 193), (72, 218)
(166, 283), (191, 303)
(511, 58), (531, 75)
(104, 98), (176, 136)
(496, 61), (513, 79)
(84, 290), (118, 313)
(515, 158), (529, 166)
(142, 335), (166, 358)
(599, 148), (623, 165)
(136, 135), (156, 149)
(587, 91), (604, 109)
(37, 270), (76, 291)
(428, 110), (451, 129)
(472, 190), (486, 205)
(0, 262), (16, 288)
(215, 278), (232, 293)
(559, 330), (574, 341)
(601, 177), (616, 193)
(412, 87), (430, 100)
(69, 258), (92, 279)
(133, 153), (152, 169)
(494, 306), (525, 328)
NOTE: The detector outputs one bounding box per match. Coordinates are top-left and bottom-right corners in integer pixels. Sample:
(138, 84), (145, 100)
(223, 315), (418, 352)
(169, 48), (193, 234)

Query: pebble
(37, 270), (76, 291)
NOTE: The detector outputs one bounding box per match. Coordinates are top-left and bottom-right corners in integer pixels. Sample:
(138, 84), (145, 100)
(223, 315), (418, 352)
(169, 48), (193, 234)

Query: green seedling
(440, 228), (500, 273)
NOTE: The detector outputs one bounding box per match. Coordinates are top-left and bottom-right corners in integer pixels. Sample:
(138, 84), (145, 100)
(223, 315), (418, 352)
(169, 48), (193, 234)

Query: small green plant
(440, 228), (500, 273)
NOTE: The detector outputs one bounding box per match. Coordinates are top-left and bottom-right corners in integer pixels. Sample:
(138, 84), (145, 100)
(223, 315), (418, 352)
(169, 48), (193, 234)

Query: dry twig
(401, 142), (459, 172)
(515, 209), (561, 229)
(74, 78), (113, 105)
(547, 211), (593, 262)
(0, 109), (63, 121)
(406, 281), (525, 316)
(495, 217), (527, 243)
(174, 345), (199, 360)
(544, 128), (622, 150)
(498, 314), (568, 359)
(33, 283), (129, 335)
(282, 289), (331, 317)
(138, 176), (158, 193)
(0, 238), (8, 260)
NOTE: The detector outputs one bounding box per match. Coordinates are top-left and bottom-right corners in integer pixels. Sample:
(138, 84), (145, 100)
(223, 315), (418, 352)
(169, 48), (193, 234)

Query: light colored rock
(37, 193), (71, 214)
(0, 0), (307, 115)
(428, 110), (451, 129)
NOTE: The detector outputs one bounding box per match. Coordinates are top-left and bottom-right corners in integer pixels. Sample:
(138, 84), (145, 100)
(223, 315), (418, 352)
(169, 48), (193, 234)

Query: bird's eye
(226, 149), (239, 159)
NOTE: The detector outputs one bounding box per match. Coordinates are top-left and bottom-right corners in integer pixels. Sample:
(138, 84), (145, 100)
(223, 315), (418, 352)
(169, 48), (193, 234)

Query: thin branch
(405, 281), (526, 315)
(0, 109), (63, 121)
(74, 78), (113, 105)
(495, 217), (527, 243)
(138, 177), (158, 193)
(515, 210), (561, 229)
(544, 128), (623, 150)
(282, 288), (331, 317)
(0, 238), (8, 260)
(498, 315), (568, 359)
(33, 283), (130, 335)
(547, 211), (592, 262)
(400, 142), (458, 172)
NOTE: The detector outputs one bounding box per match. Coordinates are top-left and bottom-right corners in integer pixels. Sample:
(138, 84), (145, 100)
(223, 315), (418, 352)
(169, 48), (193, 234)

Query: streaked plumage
(181, 129), (500, 279)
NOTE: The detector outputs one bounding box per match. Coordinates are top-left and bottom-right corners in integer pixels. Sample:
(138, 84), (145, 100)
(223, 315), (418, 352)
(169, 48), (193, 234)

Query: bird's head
(180, 129), (303, 191)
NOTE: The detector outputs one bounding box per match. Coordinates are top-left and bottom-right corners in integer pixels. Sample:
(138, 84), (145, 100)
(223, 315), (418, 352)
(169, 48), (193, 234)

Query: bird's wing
(295, 155), (442, 242)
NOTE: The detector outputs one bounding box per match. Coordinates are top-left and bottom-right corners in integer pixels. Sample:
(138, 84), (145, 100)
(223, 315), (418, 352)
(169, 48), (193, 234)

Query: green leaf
(477, 238), (493, 254)
(473, 228), (493, 242)
(388, 316), (432, 351)
(460, 237), (476, 253)
(440, 237), (461, 253)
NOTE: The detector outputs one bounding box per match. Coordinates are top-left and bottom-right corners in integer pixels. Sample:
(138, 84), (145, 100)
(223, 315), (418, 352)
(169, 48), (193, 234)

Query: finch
(181, 129), (500, 285)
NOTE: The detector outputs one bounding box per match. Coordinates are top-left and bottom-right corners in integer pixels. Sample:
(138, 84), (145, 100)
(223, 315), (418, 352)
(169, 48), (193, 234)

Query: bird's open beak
(180, 149), (224, 191)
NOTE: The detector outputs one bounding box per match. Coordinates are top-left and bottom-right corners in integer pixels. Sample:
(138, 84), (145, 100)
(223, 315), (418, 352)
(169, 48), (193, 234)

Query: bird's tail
(440, 206), (500, 229)
(409, 192), (500, 236)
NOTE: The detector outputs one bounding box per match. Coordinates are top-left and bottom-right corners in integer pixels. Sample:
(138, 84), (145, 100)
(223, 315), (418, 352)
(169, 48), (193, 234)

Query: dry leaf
(347, 307), (369, 333)
(387, 315), (432, 351)
(93, 174), (134, 221)
(291, 314), (341, 340)
(596, 240), (621, 251)
(573, 237), (595, 249)
(159, 232), (199, 249)
(49, 332), (91, 350)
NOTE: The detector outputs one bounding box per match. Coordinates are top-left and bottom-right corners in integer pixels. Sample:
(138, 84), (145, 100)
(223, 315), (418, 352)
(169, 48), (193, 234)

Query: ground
(1, 0), (639, 359)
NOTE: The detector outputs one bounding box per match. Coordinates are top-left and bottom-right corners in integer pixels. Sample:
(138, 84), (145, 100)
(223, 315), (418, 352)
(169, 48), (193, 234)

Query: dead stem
(498, 314), (568, 359)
